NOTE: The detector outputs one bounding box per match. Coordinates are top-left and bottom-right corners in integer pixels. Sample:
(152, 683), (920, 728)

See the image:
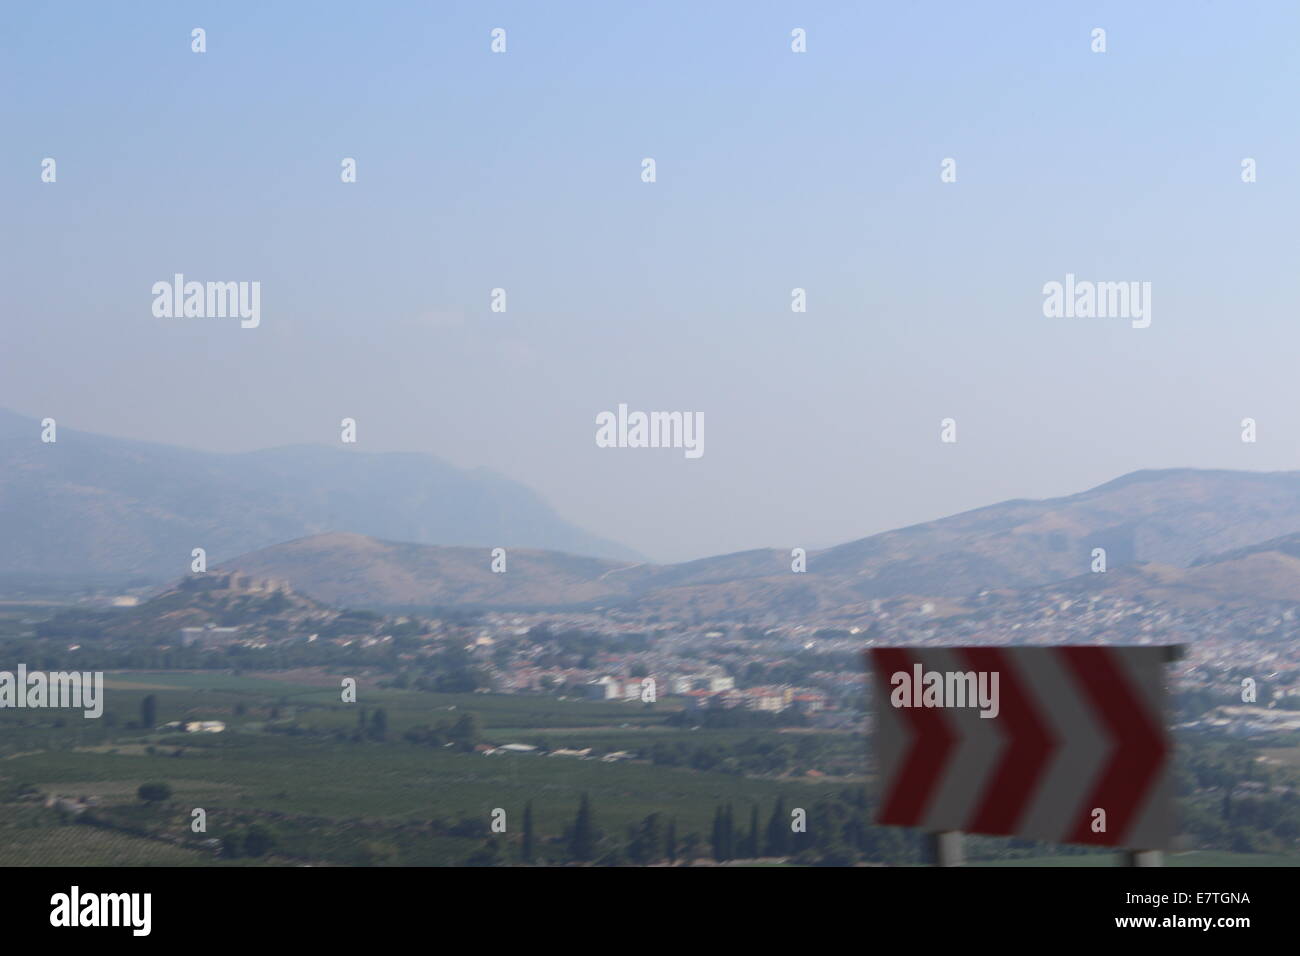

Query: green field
(3, 736), (817, 830)
(0, 668), (829, 865)
(2, 669), (1297, 867)
(0, 826), (214, 867)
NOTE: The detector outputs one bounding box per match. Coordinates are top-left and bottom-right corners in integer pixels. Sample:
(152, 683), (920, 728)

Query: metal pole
(928, 830), (964, 866)
(1126, 850), (1163, 867)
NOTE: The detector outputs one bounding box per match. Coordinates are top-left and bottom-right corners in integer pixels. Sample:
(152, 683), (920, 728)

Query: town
(26, 570), (1300, 740)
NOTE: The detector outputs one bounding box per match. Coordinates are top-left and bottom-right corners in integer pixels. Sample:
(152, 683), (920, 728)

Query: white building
(179, 624), (241, 647)
(184, 721), (226, 733)
(585, 676), (622, 700)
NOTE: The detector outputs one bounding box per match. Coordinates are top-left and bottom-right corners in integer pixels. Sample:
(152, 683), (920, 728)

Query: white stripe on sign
(918, 648), (1003, 833)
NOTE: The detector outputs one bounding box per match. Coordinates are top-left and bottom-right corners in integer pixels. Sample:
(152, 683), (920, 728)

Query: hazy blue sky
(4, 2), (1299, 563)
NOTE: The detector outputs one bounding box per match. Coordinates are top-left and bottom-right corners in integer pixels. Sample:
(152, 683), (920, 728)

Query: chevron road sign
(868, 646), (1176, 850)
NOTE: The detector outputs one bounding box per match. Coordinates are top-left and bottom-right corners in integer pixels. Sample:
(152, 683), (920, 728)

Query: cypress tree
(522, 800), (535, 863)
(570, 793), (596, 862)
(766, 797), (789, 856)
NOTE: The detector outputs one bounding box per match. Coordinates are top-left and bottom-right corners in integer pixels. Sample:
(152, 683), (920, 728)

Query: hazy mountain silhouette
(0, 407), (640, 580)
(217, 468), (1300, 615)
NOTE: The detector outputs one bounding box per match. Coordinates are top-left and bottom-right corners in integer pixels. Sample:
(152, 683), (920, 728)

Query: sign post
(929, 830), (965, 867)
(869, 645), (1179, 862)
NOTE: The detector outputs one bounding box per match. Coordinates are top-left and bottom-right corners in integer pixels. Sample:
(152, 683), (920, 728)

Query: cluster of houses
(583, 672), (734, 701)
(582, 672), (828, 714)
(681, 685), (828, 714)
(474, 742), (638, 762)
(159, 720), (226, 734)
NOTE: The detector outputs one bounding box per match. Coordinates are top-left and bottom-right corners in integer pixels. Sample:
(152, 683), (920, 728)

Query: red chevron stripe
(1059, 647), (1169, 846)
(958, 647), (1057, 836)
(871, 648), (958, 827)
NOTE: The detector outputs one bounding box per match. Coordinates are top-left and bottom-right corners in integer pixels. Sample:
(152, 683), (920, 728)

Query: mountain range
(0, 407), (638, 581)
(10, 406), (1300, 617)
(219, 470), (1300, 617)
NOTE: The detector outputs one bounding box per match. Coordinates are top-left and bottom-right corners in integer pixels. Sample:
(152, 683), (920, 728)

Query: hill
(1041, 531), (1300, 609)
(220, 532), (641, 609)
(218, 469), (1300, 616)
(35, 570), (337, 642)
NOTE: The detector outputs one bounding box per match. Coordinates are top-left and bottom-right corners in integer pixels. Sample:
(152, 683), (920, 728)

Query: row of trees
(401, 713), (482, 751)
(649, 736), (826, 776)
(463, 792), (876, 866)
(709, 799), (798, 861)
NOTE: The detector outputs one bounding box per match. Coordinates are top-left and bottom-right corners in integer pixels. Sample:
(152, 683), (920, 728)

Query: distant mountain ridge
(1031, 529), (1300, 609)
(218, 468), (1300, 617)
(220, 532), (637, 609)
(0, 407), (639, 580)
(10, 402), (1300, 616)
